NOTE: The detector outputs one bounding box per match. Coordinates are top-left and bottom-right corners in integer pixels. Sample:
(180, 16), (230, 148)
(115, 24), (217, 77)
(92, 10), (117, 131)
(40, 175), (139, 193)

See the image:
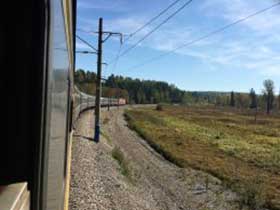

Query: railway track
(69, 106), (246, 210)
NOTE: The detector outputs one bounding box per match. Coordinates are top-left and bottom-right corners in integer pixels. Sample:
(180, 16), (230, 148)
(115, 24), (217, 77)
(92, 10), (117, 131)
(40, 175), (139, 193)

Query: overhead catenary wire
(76, 35), (97, 52)
(108, 0), (186, 71)
(118, 0), (193, 58)
(77, 0), (183, 41)
(110, 43), (123, 73)
(106, 0), (193, 66)
(124, 1), (280, 71)
(125, 0), (183, 41)
(77, 0), (192, 67)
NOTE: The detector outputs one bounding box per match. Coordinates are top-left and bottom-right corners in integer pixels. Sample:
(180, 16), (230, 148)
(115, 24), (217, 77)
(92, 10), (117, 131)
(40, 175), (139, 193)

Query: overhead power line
(76, 35), (97, 52)
(110, 43), (123, 73)
(119, 0), (193, 58)
(107, 0), (193, 67)
(125, 1), (280, 71)
(126, 0), (183, 41)
(78, 0), (192, 67)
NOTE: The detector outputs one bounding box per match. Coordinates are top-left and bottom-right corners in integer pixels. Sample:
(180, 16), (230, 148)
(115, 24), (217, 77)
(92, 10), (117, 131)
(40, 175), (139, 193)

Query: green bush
(156, 103), (163, 111)
(111, 147), (130, 177)
(237, 178), (265, 210)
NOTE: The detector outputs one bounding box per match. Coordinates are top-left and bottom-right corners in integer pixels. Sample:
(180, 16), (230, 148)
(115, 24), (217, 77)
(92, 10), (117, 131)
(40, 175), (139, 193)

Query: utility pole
(94, 18), (103, 142)
(94, 18), (123, 142)
(118, 89), (120, 109)
(107, 97), (110, 111)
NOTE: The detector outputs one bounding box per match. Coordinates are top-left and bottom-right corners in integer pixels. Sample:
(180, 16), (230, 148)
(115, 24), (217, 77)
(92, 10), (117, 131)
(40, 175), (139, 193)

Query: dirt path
(69, 106), (246, 210)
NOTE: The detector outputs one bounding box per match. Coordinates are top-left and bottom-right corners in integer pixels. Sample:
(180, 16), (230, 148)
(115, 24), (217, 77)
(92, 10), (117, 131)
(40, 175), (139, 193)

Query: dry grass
(103, 116), (110, 125)
(125, 105), (280, 210)
(111, 147), (131, 179)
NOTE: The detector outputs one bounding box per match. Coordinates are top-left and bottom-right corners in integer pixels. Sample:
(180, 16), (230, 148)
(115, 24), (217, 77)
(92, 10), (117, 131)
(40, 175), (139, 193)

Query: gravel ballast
(69, 107), (250, 210)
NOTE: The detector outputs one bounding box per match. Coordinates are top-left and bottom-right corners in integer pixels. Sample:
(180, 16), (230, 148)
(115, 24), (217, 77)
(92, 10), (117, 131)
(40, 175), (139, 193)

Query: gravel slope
(69, 106), (248, 210)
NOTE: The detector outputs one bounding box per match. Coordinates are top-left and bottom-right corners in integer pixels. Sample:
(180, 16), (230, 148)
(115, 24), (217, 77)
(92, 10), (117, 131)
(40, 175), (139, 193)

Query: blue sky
(76, 0), (280, 93)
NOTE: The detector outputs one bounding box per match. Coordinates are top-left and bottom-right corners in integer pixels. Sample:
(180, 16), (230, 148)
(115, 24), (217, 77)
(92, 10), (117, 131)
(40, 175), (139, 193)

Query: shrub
(103, 116), (110, 124)
(156, 103), (163, 111)
(111, 147), (130, 177)
(237, 178), (265, 210)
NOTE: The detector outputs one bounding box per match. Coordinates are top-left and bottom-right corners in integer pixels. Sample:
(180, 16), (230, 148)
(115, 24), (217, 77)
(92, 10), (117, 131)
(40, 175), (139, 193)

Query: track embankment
(69, 106), (248, 210)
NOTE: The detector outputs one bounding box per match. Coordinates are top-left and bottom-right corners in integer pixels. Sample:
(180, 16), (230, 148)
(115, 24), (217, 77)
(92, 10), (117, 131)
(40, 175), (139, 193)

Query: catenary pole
(94, 18), (103, 142)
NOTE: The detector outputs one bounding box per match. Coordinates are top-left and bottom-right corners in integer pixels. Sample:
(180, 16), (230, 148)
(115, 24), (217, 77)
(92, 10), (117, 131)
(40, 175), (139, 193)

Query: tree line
(74, 69), (129, 101)
(227, 79), (279, 114)
(75, 69), (280, 114)
(75, 69), (185, 103)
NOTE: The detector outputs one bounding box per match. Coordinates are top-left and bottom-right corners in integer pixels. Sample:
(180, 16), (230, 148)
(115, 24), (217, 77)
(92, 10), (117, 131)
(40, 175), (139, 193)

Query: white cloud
(260, 66), (280, 76)
(77, 0), (280, 77)
(106, 14), (280, 76)
(201, 0), (280, 33)
(105, 17), (150, 35)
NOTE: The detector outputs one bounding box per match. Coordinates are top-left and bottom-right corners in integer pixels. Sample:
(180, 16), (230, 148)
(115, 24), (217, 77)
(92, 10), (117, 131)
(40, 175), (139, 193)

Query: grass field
(125, 105), (280, 210)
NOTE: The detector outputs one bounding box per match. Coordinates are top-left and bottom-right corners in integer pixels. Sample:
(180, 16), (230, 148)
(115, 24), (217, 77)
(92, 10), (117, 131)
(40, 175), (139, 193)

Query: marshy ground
(125, 105), (280, 210)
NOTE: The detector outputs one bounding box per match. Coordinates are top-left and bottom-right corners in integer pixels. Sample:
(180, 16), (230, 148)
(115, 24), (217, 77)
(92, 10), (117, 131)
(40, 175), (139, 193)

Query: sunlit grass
(125, 105), (280, 209)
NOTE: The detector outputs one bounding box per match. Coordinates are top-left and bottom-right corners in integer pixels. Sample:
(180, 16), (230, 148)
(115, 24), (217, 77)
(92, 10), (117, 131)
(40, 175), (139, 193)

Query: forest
(75, 69), (280, 113)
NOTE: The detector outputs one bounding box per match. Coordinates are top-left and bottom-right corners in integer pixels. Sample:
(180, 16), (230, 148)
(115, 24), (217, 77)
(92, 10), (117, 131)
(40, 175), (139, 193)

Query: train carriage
(1, 0), (77, 209)
(1, 0), (125, 210)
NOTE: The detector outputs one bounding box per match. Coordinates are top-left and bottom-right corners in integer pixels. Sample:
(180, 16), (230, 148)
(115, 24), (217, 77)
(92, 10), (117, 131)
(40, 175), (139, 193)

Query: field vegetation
(111, 147), (131, 179)
(125, 105), (280, 209)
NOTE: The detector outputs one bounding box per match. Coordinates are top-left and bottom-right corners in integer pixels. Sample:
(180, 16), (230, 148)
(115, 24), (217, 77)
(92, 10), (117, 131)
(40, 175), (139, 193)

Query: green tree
(236, 93), (249, 109)
(230, 91), (235, 107)
(215, 95), (223, 106)
(263, 79), (275, 114)
(249, 88), (257, 109)
(278, 90), (280, 111)
(75, 69), (86, 83)
(182, 92), (193, 105)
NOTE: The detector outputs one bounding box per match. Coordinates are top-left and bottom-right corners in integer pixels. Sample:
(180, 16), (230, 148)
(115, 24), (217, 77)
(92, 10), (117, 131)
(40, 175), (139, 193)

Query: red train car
(118, 98), (126, 105)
